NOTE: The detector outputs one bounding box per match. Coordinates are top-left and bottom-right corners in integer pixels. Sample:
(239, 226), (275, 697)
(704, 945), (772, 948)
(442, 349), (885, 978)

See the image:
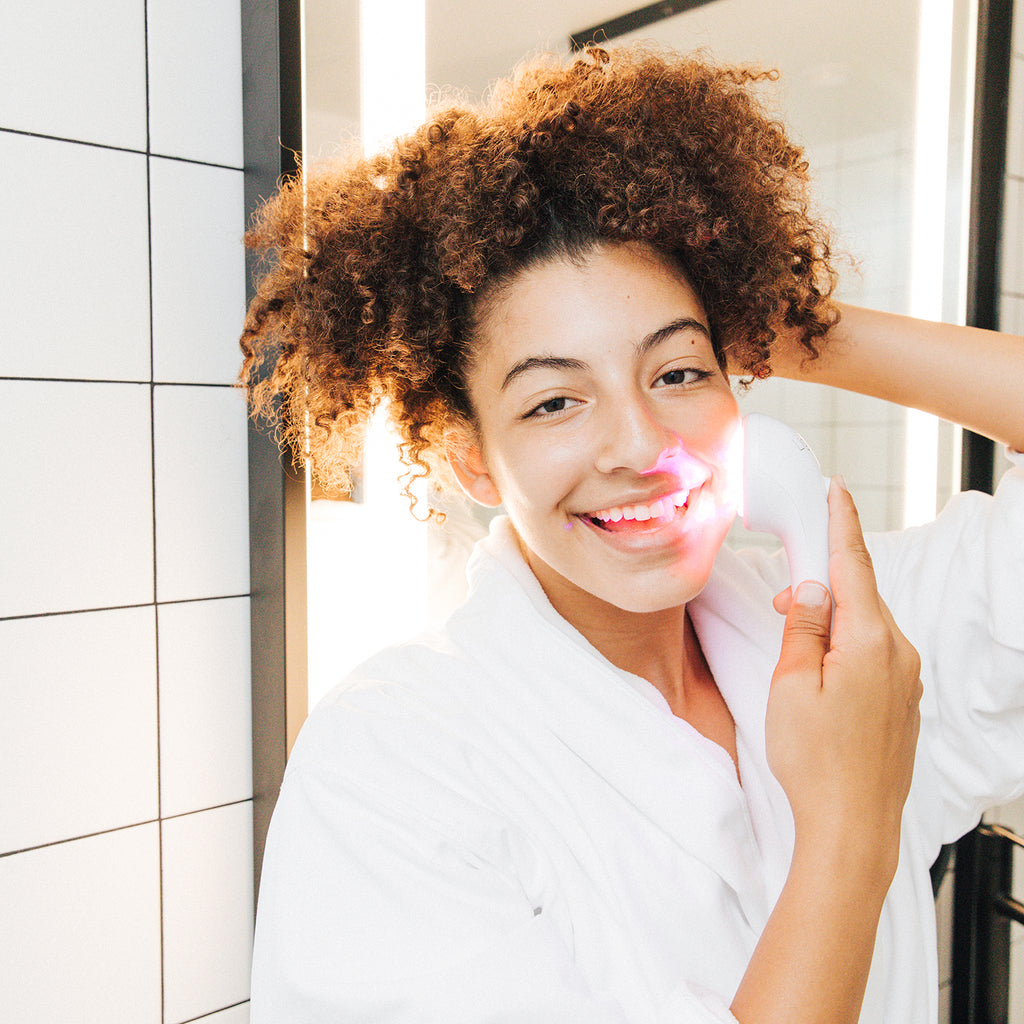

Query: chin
(599, 580), (709, 615)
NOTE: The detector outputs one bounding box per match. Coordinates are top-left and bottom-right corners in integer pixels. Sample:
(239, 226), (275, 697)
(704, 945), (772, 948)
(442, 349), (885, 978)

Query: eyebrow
(499, 316), (712, 392)
(634, 317), (712, 359)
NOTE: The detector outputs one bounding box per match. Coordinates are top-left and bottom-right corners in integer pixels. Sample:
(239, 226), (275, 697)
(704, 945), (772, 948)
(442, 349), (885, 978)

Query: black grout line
(0, 127), (243, 172)
(0, 594), (252, 624)
(0, 799), (254, 860)
(141, 6), (166, 1018)
(162, 797), (254, 823)
(0, 376), (238, 387)
(178, 999), (250, 1023)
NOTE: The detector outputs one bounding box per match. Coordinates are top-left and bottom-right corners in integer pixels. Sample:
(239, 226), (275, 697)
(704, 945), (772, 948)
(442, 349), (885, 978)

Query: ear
(445, 426), (503, 508)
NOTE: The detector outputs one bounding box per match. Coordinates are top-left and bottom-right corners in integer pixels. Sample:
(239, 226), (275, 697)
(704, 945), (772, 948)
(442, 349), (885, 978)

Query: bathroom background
(0, 0), (1021, 1021)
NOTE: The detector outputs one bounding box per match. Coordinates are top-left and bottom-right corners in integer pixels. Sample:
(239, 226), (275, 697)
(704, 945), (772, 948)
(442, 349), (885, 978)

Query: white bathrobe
(251, 452), (1024, 1023)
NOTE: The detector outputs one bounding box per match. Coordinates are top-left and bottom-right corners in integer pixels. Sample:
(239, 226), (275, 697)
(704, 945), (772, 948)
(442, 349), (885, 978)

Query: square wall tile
(0, 824), (161, 1023)
(0, 607), (158, 854)
(1007, 56), (1024, 179)
(0, 0), (146, 149)
(832, 421), (904, 490)
(0, 133), (150, 381)
(154, 385), (250, 601)
(0, 381), (154, 617)
(159, 597), (253, 818)
(833, 388), (904, 426)
(162, 802), (254, 1024)
(1003, 178), (1023, 296)
(147, 0), (244, 167)
(150, 159), (246, 384)
(1000, 294), (1024, 336)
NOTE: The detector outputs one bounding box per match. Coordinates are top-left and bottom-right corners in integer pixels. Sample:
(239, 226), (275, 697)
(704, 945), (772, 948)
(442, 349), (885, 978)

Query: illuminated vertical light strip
(904, 0), (955, 527)
(358, 0), (427, 511)
(299, 0), (312, 504)
(360, 0), (427, 155)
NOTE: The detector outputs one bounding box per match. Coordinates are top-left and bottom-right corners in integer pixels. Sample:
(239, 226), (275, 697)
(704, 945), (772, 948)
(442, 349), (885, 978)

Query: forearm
(730, 837), (892, 1024)
(771, 304), (1024, 451)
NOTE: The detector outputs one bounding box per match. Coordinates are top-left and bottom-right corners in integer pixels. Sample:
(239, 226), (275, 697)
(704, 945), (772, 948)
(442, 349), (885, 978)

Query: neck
(521, 544), (702, 711)
(520, 541), (738, 770)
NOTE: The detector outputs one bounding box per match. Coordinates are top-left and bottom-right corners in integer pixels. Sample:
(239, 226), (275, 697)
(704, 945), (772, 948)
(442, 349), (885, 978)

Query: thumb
(773, 580), (832, 680)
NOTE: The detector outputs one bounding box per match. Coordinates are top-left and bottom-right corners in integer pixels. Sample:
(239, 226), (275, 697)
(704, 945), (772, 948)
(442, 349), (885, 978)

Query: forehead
(471, 243), (712, 374)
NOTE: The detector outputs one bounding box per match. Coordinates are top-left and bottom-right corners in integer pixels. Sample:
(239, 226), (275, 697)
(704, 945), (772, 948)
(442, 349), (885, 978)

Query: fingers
(773, 580), (833, 682)
(826, 476), (882, 631)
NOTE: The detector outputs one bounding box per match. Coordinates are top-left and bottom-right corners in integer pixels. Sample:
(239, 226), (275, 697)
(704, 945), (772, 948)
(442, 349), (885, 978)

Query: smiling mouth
(579, 490), (691, 532)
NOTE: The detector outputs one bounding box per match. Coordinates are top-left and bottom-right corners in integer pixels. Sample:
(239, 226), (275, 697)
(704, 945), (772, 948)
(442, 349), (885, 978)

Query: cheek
(490, 433), (584, 508)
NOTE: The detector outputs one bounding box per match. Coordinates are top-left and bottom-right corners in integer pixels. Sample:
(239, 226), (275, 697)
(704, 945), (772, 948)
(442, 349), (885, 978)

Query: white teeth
(588, 490), (690, 523)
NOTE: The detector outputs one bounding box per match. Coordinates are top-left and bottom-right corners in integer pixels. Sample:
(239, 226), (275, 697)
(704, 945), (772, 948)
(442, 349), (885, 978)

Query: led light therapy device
(741, 413), (831, 595)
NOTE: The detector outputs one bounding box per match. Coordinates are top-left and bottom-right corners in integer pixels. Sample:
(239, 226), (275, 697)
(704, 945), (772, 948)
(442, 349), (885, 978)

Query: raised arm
(769, 305), (1024, 452)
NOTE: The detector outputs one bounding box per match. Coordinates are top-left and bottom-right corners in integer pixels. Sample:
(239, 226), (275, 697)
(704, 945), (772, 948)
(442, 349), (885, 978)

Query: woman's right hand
(731, 478), (923, 1024)
(765, 476), (923, 884)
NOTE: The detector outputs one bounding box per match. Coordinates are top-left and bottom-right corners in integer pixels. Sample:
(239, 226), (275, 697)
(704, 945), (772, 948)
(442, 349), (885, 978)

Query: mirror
(301, 0), (976, 713)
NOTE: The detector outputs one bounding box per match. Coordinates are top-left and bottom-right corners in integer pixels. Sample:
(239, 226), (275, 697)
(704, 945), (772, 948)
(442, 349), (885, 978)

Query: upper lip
(578, 484), (697, 521)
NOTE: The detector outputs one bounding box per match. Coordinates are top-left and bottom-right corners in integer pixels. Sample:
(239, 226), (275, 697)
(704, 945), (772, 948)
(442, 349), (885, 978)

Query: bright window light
(360, 0), (426, 155)
(306, 0), (427, 712)
(904, 0), (955, 528)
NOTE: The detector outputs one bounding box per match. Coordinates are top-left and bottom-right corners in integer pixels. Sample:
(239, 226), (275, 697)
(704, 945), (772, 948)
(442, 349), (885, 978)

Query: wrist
(790, 825), (898, 903)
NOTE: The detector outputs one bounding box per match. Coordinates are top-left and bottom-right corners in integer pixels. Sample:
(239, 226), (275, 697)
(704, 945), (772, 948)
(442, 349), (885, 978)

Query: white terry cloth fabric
(251, 451), (1024, 1024)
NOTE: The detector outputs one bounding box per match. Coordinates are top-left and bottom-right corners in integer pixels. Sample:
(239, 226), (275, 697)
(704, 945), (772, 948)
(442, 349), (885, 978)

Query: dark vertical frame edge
(961, 0), (1013, 496)
(951, 1), (1015, 1020)
(241, 0), (304, 904)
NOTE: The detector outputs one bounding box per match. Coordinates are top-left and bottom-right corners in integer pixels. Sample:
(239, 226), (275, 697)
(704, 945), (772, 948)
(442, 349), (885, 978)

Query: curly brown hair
(240, 44), (839, 504)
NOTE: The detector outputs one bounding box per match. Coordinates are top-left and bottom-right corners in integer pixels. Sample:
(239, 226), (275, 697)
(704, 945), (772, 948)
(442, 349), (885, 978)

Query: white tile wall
(0, 133), (152, 382)
(1, 0), (254, 1019)
(162, 803), (255, 1024)
(0, 607), (158, 853)
(158, 597), (253, 818)
(1001, 294), (1024, 334)
(1008, 55), (1024, 179)
(0, 381), (155, 618)
(0, 0), (147, 149)
(150, 158), (247, 384)
(154, 385), (250, 602)
(0, 824), (162, 1023)
(1003, 177), (1024, 296)
(147, 0), (244, 167)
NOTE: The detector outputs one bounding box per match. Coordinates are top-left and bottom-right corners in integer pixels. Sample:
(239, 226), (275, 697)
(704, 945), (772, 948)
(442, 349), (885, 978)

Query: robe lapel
(455, 520), (778, 927)
(689, 543), (797, 911)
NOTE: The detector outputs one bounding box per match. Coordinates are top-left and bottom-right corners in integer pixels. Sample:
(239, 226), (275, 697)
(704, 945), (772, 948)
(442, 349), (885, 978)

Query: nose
(593, 393), (677, 476)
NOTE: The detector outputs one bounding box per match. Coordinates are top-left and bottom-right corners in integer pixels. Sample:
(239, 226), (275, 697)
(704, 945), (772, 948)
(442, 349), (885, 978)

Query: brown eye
(655, 368), (711, 388)
(524, 395), (580, 419)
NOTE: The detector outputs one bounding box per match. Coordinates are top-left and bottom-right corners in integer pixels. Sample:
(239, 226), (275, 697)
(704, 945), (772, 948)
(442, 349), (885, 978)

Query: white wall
(0, 2), (253, 1021)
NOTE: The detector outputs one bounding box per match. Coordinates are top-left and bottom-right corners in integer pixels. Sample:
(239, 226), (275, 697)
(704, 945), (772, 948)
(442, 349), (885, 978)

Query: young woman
(241, 46), (1024, 1024)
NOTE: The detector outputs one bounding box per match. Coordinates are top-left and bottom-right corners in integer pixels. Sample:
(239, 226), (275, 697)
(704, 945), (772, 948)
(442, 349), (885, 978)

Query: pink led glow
(637, 421), (744, 531)
(722, 419), (745, 518)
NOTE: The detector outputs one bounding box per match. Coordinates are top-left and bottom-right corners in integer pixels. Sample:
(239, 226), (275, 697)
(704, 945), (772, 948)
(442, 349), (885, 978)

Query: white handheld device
(742, 413), (831, 594)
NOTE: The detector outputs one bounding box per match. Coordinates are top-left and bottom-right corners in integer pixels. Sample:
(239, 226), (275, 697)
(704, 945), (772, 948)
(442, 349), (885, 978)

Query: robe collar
(454, 516), (796, 928)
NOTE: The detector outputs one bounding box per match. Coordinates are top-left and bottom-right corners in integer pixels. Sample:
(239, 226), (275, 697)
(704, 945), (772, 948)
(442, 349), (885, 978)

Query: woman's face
(452, 242), (741, 616)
